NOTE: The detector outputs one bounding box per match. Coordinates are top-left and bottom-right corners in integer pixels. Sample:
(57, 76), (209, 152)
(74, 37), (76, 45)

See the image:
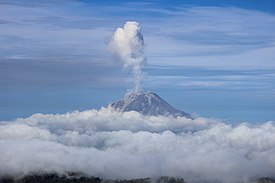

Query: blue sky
(0, 0), (275, 123)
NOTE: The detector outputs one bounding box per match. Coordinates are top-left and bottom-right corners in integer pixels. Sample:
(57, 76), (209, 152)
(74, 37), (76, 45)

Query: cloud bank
(0, 108), (275, 183)
(108, 21), (146, 92)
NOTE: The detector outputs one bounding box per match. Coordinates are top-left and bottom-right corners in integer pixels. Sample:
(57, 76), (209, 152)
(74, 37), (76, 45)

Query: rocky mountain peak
(110, 91), (191, 118)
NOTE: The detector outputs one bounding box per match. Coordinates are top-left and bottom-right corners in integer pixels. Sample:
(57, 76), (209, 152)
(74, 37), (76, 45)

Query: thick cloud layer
(0, 108), (275, 183)
(108, 21), (146, 92)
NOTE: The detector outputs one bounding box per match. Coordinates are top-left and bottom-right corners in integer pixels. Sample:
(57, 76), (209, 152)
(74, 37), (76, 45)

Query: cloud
(143, 7), (275, 70)
(108, 21), (146, 92)
(0, 108), (275, 182)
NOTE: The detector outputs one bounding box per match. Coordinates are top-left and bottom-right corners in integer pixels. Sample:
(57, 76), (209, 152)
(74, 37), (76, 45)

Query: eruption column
(108, 21), (146, 92)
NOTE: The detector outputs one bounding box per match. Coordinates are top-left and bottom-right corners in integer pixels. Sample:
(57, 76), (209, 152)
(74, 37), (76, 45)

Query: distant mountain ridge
(1, 173), (274, 183)
(110, 91), (192, 118)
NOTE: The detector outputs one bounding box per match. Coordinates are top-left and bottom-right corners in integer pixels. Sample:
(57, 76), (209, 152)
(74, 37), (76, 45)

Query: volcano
(110, 92), (192, 118)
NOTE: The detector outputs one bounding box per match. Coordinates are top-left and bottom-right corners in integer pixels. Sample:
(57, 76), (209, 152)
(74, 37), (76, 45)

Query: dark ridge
(1, 174), (274, 183)
(0, 174), (185, 183)
(257, 178), (275, 183)
(0, 173), (102, 183)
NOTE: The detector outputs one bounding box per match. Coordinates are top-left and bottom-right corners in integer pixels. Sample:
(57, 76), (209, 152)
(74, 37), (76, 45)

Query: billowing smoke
(1, 108), (275, 183)
(108, 21), (146, 92)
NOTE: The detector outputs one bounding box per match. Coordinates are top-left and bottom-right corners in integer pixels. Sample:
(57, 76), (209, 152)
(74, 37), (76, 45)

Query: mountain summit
(110, 92), (192, 118)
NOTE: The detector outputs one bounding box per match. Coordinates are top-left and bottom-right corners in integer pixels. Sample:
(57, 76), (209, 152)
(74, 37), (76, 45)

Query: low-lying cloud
(0, 107), (275, 183)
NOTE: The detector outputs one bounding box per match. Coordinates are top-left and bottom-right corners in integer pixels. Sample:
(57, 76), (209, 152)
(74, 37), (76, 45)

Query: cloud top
(0, 108), (275, 182)
(108, 21), (146, 92)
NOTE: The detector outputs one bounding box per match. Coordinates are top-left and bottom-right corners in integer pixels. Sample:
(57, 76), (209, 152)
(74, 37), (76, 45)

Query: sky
(0, 0), (275, 123)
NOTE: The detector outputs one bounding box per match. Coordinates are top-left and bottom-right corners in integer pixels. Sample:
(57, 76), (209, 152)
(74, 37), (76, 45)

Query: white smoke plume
(1, 108), (275, 183)
(108, 21), (146, 92)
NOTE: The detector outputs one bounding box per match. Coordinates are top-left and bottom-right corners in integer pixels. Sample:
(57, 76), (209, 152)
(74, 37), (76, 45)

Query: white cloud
(108, 21), (146, 92)
(0, 108), (275, 182)
(144, 7), (275, 69)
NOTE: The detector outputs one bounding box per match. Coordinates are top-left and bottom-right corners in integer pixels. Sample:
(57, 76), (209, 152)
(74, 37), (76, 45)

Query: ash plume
(108, 21), (146, 93)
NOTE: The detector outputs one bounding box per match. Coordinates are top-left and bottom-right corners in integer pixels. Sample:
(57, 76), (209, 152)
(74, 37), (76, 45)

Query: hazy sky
(1, 0), (275, 122)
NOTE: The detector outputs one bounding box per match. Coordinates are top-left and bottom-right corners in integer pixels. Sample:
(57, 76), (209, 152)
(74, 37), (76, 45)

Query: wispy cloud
(145, 67), (275, 92)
